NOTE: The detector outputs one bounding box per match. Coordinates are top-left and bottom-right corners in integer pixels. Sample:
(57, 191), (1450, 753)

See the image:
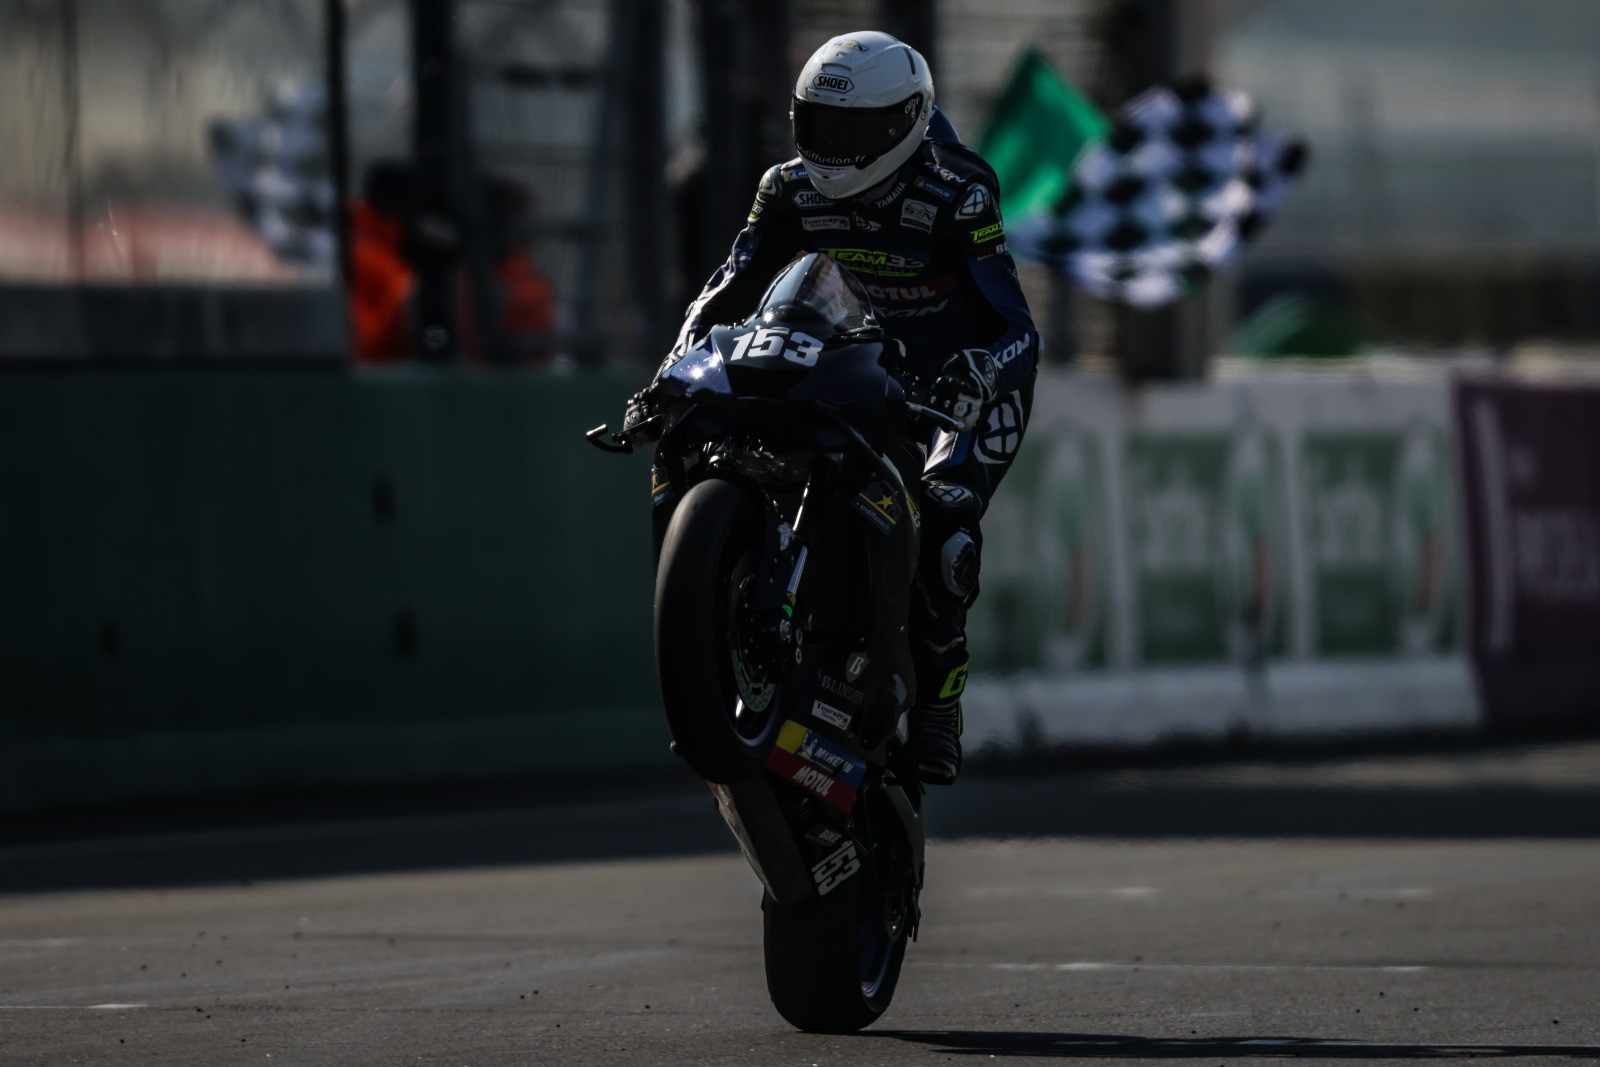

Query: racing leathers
(665, 114), (1039, 782)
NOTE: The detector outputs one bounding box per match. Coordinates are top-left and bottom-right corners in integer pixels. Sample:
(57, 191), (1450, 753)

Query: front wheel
(654, 477), (785, 784)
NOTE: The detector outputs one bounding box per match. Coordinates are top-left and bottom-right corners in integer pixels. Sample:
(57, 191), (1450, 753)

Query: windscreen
(752, 252), (878, 337)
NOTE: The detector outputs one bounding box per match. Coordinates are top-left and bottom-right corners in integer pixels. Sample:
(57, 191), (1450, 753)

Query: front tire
(655, 477), (785, 784)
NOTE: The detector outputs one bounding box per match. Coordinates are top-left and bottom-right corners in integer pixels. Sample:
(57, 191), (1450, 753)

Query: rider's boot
(910, 478), (981, 786)
(909, 696), (963, 785)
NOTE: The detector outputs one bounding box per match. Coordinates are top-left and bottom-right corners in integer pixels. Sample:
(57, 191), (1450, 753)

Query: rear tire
(762, 870), (908, 1033)
(655, 478), (785, 784)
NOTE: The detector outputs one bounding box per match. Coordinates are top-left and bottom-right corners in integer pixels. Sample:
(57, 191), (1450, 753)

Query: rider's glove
(621, 388), (661, 444)
(929, 349), (998, 432)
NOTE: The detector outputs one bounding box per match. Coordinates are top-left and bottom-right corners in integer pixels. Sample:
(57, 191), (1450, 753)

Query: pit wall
(0, 369), (663, 814)
(3, 365), (1574, 815)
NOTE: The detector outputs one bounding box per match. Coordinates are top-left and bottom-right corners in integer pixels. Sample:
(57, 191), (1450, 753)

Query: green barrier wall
(0, 369), (664, 813)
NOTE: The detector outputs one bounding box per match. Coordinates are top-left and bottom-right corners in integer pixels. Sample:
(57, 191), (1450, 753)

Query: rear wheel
(762, 865), (909, 1033)
(765, 784), (920, 1032)
(655, 477), (785, 783)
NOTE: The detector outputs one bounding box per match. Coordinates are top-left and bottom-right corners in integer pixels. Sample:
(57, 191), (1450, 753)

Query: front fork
(652, 441), (819, 681)
(745, 477), (816, 675)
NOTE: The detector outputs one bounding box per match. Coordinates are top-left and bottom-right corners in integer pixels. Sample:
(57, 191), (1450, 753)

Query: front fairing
(656, 323), (908, 451)
(657, 332), (731, 403)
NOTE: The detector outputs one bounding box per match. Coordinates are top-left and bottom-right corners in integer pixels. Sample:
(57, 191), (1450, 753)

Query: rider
(626, 30), (1038, 785)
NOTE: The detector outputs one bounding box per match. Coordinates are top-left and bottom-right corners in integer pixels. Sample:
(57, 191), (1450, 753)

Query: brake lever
(585, 424), (634, 454)
(904, 401), (966, 434)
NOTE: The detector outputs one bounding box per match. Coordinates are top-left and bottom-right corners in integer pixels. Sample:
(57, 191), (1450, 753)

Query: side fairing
(657, 332), (732, 402)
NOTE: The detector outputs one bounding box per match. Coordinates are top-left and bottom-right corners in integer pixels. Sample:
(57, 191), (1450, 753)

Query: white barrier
(963, 364), (1479, 751)
(963, 658), (1479, 751)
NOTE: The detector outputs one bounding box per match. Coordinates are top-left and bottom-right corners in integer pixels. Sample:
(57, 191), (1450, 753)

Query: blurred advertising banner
(964, 369), (1473, 749)
(1456, 377), (1600, 730)
(1302, 427), (1453, 656)
(970, 370), (1462, 674)
(1122, 429), (1290, 664)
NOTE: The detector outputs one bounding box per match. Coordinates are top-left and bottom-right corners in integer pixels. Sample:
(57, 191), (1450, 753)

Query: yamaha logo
(812, 73), (853, 93)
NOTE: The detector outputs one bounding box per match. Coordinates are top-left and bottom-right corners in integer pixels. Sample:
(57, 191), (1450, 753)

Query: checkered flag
(208, 79), (338, 270)
(1009, 76), (1307, 307)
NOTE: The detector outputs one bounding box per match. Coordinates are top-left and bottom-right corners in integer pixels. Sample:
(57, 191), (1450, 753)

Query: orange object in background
(468, 240), (557, 363)
(496, 247), (556, 341)
(347, 197), (414, 363)
(346, 160), (558, 365)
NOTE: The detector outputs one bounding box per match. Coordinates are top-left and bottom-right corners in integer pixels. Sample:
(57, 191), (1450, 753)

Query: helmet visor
(792, 93), (924, 169)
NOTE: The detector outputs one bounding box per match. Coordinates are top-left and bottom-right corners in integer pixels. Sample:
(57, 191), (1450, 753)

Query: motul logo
(791, 765), (834, 796)
(866, 283), (938, 301)
(812, 74), (853, 93)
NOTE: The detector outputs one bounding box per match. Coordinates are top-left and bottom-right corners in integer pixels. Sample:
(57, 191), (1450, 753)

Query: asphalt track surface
(3, 739), (1599, 1065)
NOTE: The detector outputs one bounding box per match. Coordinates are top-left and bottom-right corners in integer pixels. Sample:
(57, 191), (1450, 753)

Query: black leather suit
(670, 110), (1039, 714)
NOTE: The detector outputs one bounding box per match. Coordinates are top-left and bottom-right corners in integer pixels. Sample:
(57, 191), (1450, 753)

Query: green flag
(976, 49), (1110, 222)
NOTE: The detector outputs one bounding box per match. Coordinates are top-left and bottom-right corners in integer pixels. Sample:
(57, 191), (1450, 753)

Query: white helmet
(791, 31), (935, 200)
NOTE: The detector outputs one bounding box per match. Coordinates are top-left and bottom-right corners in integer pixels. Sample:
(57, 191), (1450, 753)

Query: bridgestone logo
(813, 74), (853, 93)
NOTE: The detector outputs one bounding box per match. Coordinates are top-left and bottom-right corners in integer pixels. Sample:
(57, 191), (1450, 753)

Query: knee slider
(920, 478), (983, 601)
(940, 531), (979, 599)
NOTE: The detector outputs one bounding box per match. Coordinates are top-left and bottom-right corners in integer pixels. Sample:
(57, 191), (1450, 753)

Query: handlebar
(589, 367), (967, 456)
(903, 401), (966, 434)
(901, 377), (967, 434)
(585, 424), (634, 454)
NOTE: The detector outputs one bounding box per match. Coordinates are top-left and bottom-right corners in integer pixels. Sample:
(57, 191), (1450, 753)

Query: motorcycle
(587, 252), (963, 1032)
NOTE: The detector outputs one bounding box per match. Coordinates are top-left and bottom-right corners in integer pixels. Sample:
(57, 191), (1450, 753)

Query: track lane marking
(0, 1004), (147, 1010)
(982, 961), (1431, 973)
(0, 948), (676, 1008)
